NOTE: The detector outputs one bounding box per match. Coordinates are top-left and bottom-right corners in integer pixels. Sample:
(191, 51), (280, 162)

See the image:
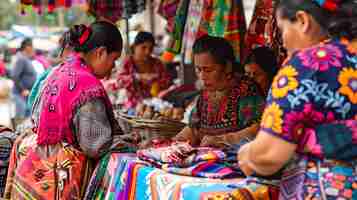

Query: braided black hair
(61, 21), (123, 54)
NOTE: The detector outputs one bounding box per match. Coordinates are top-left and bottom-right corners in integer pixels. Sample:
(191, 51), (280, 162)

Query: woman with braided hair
(4, 21), (129, 200)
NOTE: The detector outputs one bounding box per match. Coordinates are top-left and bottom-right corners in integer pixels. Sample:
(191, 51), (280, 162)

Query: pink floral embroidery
(345, 120), (357, 144)
(298, 44), (343, 71)
(283, 104), (335, 153)
(301, 129), (323, 157)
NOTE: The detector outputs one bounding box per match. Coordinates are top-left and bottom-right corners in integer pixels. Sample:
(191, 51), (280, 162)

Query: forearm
(244, 143), (285, 176)
(240, 131), (296, 176)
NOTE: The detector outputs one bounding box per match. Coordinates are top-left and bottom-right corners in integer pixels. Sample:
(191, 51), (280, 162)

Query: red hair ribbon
(78, 26), (91, 45)
(313, 0), (341, 12)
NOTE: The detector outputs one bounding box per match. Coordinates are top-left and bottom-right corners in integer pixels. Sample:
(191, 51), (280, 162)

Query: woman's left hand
(200, 135), (226, 148)
(237, 143), (255, 176)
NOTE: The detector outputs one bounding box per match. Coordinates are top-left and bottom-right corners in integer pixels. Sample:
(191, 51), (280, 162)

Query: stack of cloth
(137, 142), (243, 179)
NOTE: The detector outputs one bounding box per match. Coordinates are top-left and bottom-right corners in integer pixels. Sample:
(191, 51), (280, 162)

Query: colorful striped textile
(84, 153), (277, 200)
(165, 0), (190, 55)
(196, 0), (246, 63)
(166, 0), (247, 64)
(136, 143), (242, 178)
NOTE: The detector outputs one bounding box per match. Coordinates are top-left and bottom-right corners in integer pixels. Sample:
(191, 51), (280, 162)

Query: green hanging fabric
(196, 0), (247, 64)
(165, 0), (190, 55)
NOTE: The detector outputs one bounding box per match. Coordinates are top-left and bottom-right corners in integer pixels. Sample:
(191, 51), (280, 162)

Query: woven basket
(116, 111), (185, 141)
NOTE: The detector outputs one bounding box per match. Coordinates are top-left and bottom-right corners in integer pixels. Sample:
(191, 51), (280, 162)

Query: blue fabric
(27, 68), (53, 110)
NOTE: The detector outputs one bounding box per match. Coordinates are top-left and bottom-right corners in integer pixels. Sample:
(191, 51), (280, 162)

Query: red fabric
(0, 60), (6, 76)
(115, 56), (171, 109)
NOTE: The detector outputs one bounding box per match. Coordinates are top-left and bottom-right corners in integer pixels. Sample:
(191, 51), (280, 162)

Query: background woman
(244, 46), (278, 96)
(115, 31), (171, 110)
(5, 21), (126, 199)
(174, 35), (265, 147)
(238, 0), (357, 199)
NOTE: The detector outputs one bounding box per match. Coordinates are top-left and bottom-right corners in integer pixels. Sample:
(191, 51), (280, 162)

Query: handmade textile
(189, 75), (265, 137)
(137, 142), (240, 178)
(167, 0), (247, 63)
(279, 156), (357, 200)
(137, 142), (196, 166)
(195, 0), (247, 63)
(35, 54), (114, 145)
(165, 0), (190, 55)
(157, 0), (181, 32)
(27, 67), (54, 111)
(4, 54), (122, 199)
(201, 177), (279, 200)
(114, 56), (171, 109)
(243, 0), (286, 64)
(85, 153), (264, 200)
(87, 0), (123, 23)
(88, 0), (146, 22)
(4, 130), (93, 200)
(0, 127), (17, 197)
(260, 38), (357, 199)
(181, 0), (204, 63)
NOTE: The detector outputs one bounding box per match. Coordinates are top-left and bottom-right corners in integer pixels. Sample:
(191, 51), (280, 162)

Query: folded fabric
(137, 142), (243, 178)
(162, 160), (242, 179)
(137, 142), (226, 167)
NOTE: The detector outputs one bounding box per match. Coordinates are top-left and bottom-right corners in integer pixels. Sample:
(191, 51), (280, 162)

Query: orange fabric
(4, 130), (92, 200)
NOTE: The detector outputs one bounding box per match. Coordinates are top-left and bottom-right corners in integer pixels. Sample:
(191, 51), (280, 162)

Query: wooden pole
(58, 7), (65, 28)
(148, 0), (155, 35)
(125, 18), (130, 54)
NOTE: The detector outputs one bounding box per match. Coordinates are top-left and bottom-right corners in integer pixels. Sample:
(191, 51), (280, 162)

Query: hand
(21, 89), (30, 97)
(138, 140), (153, 149)
(200, 135), (225, 148)
(237, 143), (255, 176)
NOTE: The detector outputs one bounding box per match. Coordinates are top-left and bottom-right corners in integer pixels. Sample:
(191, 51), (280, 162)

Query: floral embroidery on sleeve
(260, 38), (357, 154)
(271, 65), (299, 99)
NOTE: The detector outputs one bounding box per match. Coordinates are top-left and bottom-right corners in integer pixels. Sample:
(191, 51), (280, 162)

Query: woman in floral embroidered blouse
(174, 35), (265, 148)
(237, 0), (357, 199)
(115, 31), (171, 110)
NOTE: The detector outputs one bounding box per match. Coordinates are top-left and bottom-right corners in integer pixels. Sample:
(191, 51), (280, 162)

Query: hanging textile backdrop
(243, 0), (286, 64)
(161, 0), (286, 65)
(164, 0), (247, 64)
(20, 0), (86, 14)
(19, 0), (147, 23)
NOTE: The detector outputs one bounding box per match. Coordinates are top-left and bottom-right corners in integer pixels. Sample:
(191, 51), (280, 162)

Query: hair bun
(327, 1), (357, 38)
(68, 24), (91, 51)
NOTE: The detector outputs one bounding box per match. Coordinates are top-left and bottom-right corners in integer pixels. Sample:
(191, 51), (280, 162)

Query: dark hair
(276, 0), (357, 39)
(133, 31), (155, 46)
(62, 21), (123, 54)
(192, 35), (242, 73)
(19, 38), (32, 51)
(245, 46), (278, 83)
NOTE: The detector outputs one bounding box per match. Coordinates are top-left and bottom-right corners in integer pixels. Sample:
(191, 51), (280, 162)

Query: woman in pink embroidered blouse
(115, 32), (171, 110)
